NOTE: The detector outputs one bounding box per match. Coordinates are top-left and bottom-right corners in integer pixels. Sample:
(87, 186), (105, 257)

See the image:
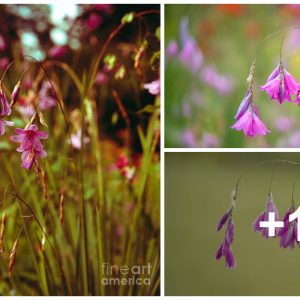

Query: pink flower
(11, 125), (48, 170)
(144, 79), (160, 95)
(279, 206), (300, 249)
(48, 46), (68, 59)
(0, 118), (13, 135)
(260, 65), (298, 103)
(231, 108), (270, 138)
(253, 192), (279, 238)
(95, 71), (109, 85)
(0, 35), (6, 52)
(0, 57), (9, 70)
(167, 40), (178, 57)
(179, 18), (203, 73)
(38, 82), (56, 110)
(86, 13), (102, 30)
(69, 129), (90, 150)
(0, 89), (11, 116)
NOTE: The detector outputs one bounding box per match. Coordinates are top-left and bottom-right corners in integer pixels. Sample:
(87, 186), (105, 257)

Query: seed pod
(0, 211), (6, 253)
(10, 81), (21, 108)
(59, 193), (64, 225)
(8, 228), (22, 277)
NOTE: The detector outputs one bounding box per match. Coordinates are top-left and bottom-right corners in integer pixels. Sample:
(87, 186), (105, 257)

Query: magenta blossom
(179, 18), (203, 73)
(11, 124), (48, 170)
(234, 90), (251, 120)
(0, 89), (11, 116)
(260, 65), (298, 104)
(144, 79), (160, 95)
(253, 192), (279, 238)
(231, 108), (270, 138)
(0, 88), (13, 135)
(216, 214), (235, 269)
(0, 118), (13, 135)
(279, 206), (300, 249)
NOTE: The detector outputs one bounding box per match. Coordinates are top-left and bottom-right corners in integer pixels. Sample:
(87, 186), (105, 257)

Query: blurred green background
(165, 4), (300, 148)
(166, 152), (300, 295)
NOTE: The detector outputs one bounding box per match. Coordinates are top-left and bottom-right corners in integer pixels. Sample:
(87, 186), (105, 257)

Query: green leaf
(121, 12), (135, 25)
(136, 104), (160, 115)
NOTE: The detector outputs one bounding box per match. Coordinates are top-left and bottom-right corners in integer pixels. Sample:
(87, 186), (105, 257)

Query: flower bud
(11, 81), (21, 107)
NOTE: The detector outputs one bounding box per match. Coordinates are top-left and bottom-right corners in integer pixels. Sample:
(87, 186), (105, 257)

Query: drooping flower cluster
(11, 125), (48, 170)
(232, 59), (300, 138)
(215, 209), (235, 269)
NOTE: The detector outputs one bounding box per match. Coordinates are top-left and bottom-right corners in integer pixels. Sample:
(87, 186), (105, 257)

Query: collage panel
(165, 4), (300, 148)
(0, 4), (160, 296)
(165, 152), (300, 296)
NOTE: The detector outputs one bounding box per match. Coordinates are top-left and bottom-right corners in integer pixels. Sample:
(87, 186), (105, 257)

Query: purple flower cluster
(166, 18), (233, 96)
(253, 194), (300, 249)
(215, 209), (236, 269)
(11, 125), (48, 170)
(0, 80), (48, 170)
(232, 62), (300, 138)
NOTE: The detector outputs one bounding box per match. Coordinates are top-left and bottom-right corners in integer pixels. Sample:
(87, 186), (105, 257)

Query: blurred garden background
(0, 4), (160, 296)
(165, 4), (300, 148)
(166, 152), (300, 295)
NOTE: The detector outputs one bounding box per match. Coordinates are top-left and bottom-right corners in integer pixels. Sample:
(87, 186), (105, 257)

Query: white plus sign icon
(259, 212), (284, 237)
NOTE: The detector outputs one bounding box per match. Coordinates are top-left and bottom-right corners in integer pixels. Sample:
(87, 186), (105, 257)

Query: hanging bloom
(0, 87), (13, 135)
(0, 89), (11, 116)
(231, 108), (270, 138)
(0, 118), (13, 135)
(234, 90), (251, 120)
(253, 192), (279, 238)
(260, 64), (298, 104)
(279, 206), (299, 249)
(215, 216), (236, 269)
(144, 79), (160, 95)
(10, 125), (48, 170)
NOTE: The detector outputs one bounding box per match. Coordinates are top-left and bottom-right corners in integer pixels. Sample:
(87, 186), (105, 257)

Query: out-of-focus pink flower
(95, 71), (109, 85)
(167, 40), (178, 57)
(182, 101), (191, 118)
(261, 65), (298, 104)
(11, 124), (48, 170)
(179, 18), (203, 73)
(181, 129), (197, 147)
(201, 132), (219, 147)
(0, 35), (6, 52)
(69, 129), (90, 150)
(39, 82), (56, 110)
(231, 109), (270, 138)
(116, 154), (135, 181)
(144, 79), (160, 95)
(0, 57), (9, 70)
(86, 13), (102, 30)
(275, 116), (293, 132)
(48, 45), (68, 59)
(0, 118), (13, 135)
(278, 130), (300, 147)
(201, 65), (233, 95)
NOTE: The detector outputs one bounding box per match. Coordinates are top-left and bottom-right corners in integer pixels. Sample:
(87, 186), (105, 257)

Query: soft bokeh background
(165, 4), (300, 148)
(166, 152), (300, 295)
